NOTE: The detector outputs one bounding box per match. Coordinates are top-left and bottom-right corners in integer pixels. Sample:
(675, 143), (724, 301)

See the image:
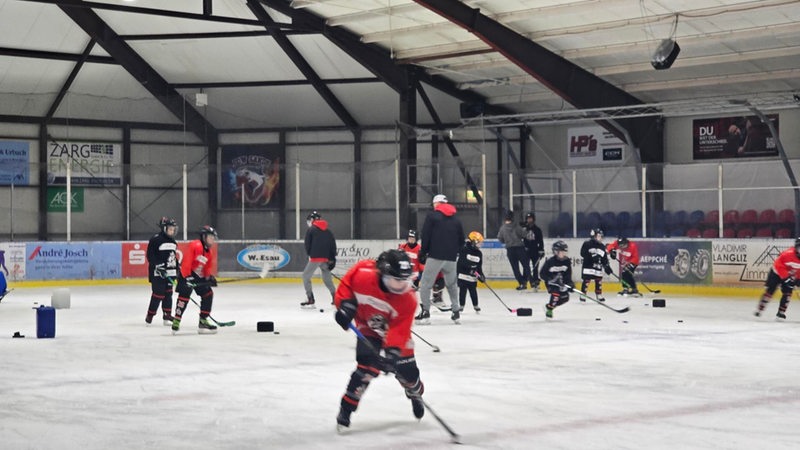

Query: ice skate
(336, 407), (351, 433)
(628, 290), (642, 298)
(300, 295), (316, 309)
(414, 309), (430, 325)
(171, 318), (181, 334)
(618, 288), (629, 296)
(544, 305), (554, 319)
(145, 313), (154, 325)
(411, 398), (424, 419)
(597, 296), (606, 302)
(451, 309), (461, 324)
(515, 284), (526, 291)
(198, 317), (218, 334)
(776, 312), (787, 321)
(474, 306), (481, 314)
(162, 314), (174, 326)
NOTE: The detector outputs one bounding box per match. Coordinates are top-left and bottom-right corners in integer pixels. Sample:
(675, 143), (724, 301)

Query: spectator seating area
(548, 209), (796, 238)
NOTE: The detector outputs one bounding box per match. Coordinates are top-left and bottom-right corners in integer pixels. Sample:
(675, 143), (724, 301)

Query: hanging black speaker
(651, 39), (680, 70)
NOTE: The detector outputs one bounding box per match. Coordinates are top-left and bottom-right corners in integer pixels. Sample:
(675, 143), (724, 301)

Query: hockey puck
(677, 320), (683, 323)
(274, 331), (280, 335)
(623, 320), (628, 323)
(319, 309), (324, 313)
(595, 317), (601, 321)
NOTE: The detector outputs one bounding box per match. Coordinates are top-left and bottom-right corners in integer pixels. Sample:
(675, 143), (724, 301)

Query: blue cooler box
(36, 305), (56, 338)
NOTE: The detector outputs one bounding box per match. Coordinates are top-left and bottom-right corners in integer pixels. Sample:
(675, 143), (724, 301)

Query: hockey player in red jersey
(606, 237), (641, 296)
(398, 229), (423, 285)
(172, 225), (219, 334)
(755, 237), (800, 320)
(333, 249), (425, 431)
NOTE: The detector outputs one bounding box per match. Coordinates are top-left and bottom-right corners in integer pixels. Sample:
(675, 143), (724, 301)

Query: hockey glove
(610, 249), (617, 260)
(184, 275), (198, 288)
(473, 271), (486, 283)
(327, 259), (336, 271)
(604, 265), (613, 275)
(154, 263), (166, 278)
(418, 253), (427, 265)
(624, 263), (637, 274)
(378, 347), (402, 374)
(334, 299), (357, 331)
(208, 276), (218, 287)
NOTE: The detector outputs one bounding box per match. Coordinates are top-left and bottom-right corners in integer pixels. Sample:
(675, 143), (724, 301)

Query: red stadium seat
(775, 228), (793, 239)
(740, 209), (758, 226)
(778, 209), (795, 227)
(686, 228), (702, 238)
(757, 209), (777, 226)
(755, 227), (773, 238)
(702, 228), (719, 238)
(722, 227), (736, 238)
(723, 210), (740, 228)
(736, 228), (754, 238)
(703, 210), (719, 226)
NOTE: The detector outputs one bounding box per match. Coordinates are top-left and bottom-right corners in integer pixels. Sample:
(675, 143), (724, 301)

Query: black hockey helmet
(618, 237), (629, 247)
(158, 217), (177, 234)
(552, 240), (568, 253)
(306, 210), (321, 221)
(377, 249), (413, 279)
(525, 211), (536, 221)
(590, 228), (604, 239)
(408, 229), (417, 239)
(199, 225), (218, 239)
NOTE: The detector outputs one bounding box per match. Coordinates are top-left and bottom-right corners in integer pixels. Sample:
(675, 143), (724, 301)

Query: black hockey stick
(0, 288), (12, 302)
(567, 286), (629, 313)
(188, 297), (236, 327)
(348, 324), (461, 444)
(411, 329), (441, 352)
(482, 281), (533, 316)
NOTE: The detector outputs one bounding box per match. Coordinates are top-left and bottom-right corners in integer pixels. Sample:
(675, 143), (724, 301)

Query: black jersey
(540, 255), (573, 292)
(146, 232), (178, 282)
(580, 239), (610, 277)
(456, 241), (484, 283)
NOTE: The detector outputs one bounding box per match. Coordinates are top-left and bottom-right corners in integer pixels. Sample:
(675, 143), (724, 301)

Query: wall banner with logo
(567, 126), (626, 166)
(46, 187), (85, 212)
(46, 141), (123, 185)
(25, 242), (121, 280)
(0, 141), (30, 186)
(0, 242), (27, 281)
(220, 144), (284, 209)
(693, 114), (779, 160)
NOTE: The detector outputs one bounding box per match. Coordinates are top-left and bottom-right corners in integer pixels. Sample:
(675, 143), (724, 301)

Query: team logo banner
(46, 141), (123, 185)
(693, 114), (779, 160)
(0, 141), (30, 186)
(220, 144), (283, 209)
(567, 126), (626, 166)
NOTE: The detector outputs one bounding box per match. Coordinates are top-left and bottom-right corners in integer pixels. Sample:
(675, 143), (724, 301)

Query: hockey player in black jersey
(540, 240), (574, 319)
(145, 217), (179, 325)
(579, 228), (613, 302)
(456, 231), (486, 317)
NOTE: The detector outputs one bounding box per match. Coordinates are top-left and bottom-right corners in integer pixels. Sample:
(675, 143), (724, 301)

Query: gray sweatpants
(302, 261), (336, 301)
(417, 257), (458, 312)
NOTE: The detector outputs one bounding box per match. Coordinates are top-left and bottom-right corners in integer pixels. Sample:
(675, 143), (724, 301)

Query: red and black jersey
(180, 239), (217, 278)
(772, 247), (800, 279)
(334, 259), (417, 356)
(398, 241), (423, 277)
(607, 240), (640, 267)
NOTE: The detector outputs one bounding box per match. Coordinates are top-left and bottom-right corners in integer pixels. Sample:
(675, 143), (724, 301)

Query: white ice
(1, 282), (798, 450)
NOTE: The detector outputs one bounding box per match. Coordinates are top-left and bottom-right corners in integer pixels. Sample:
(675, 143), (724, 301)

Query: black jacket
(304, 219), (337, 262)
(457, 241), (484, 283)
(420, 203), (465, 262)
(522, 222), (544, 254)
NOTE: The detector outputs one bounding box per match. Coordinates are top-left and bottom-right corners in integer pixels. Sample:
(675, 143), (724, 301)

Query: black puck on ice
(677, 320), (683, 323)
(595, 317), (601, 321)
(319, 309), (324, 313)
(274, 331), (280, 335)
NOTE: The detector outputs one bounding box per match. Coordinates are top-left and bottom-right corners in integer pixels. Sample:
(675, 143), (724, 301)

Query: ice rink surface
(1, 282), (799, 450)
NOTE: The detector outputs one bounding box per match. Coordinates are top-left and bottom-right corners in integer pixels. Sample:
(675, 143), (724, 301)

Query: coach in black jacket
(416, 194), (465, 323)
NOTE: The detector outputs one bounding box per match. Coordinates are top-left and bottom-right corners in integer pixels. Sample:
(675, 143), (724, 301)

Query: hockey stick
(482, 281), (533, 316)
(188, 297), (236, 327)
(0, 288), (12, 302)
(411, 329), (441, 353)
(348, 324), (461, 444)
(566, 286), (629, 313)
